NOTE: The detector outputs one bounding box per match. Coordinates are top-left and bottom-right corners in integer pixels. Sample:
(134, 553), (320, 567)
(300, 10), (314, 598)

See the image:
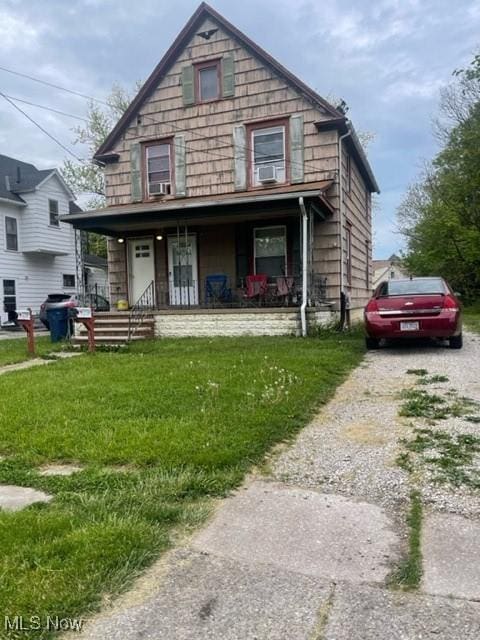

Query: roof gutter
(0, 196), (26, 207)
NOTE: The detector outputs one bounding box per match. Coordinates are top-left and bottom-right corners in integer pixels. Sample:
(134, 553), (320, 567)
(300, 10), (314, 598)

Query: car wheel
(365, 336), (380, 350)
(449, 334), (463, 349)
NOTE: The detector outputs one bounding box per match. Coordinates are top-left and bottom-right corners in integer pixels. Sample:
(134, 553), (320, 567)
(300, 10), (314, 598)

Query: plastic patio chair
(205, 274), (231, 305)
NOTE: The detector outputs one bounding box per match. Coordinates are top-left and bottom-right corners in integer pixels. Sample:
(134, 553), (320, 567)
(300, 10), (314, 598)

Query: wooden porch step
(73, 334), (147, 344)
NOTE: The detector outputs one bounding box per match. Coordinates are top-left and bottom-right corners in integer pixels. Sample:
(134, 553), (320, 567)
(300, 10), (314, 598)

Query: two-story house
(0, 154), (78, 325)
(64, 2), (379, 337)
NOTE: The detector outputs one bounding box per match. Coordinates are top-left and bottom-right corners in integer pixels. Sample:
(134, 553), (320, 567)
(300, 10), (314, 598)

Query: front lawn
(0, 334), (363, 638)
(0, 335), (65, 367)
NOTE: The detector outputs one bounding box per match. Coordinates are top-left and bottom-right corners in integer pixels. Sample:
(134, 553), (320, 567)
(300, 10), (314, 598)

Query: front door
(167, 234), (198, 305)
(128, 238), (155, 304)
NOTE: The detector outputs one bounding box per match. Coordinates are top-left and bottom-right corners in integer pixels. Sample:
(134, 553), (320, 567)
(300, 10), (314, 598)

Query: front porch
(66, 183), (340, 337)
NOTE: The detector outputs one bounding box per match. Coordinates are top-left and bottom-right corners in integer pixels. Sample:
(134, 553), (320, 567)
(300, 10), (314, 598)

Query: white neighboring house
(0, 154), (78, 324)
(372, 254), (409, 290)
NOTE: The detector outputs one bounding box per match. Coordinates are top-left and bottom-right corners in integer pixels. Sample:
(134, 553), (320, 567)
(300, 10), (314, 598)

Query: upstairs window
(196, 60), (220, 102)
(145, 142), (172, 197)
(251, 123), (286, 187)
(5, 216), (18, 251)
(49, 199), (59, 226)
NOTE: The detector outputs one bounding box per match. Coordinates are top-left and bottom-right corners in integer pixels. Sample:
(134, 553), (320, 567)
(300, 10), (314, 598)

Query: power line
(0, 64), (335, 178)
(0, 91), (85, 163)
(2, 93), (88, 121)
(0, 64), (109, 107)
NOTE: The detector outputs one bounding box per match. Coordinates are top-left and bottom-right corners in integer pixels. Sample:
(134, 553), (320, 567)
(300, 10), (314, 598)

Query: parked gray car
(39, 293), (110, 329)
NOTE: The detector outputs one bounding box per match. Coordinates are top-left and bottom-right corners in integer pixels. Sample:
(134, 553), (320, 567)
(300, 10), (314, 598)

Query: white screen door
(168, 235), (198, 305)
(128, 238), (155, 304)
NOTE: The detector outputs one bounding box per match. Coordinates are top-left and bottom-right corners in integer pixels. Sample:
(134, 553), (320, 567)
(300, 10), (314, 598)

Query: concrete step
(77, 326), (153, 335)
(73, 335), (148, 344)
(93, 318), (154, 325)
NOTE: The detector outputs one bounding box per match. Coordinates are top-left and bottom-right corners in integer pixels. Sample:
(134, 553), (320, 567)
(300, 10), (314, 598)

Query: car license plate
(400, 321), (419, 331)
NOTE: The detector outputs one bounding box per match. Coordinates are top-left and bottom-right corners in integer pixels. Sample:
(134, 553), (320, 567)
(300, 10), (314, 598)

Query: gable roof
(0, 154), (74, 202)
(95, 2), (343, 160)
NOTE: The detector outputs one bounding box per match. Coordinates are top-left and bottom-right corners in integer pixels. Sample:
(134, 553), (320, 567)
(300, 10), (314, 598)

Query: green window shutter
(182, 65), (195, 106)
(289, 114), (304, 184)
(233, 124), (247, 191)
(174, 134), (186, 197)
(222, 54), (235, 98)
(130, 142), (142, 202)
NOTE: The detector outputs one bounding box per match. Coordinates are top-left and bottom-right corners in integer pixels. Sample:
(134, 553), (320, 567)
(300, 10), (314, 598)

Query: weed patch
(398, 428), (480, 489)
(417, 374), (449, 385)
(399, 388), (479, 422)
(406, 368), (428, 376)
(390, 490), (422, 590)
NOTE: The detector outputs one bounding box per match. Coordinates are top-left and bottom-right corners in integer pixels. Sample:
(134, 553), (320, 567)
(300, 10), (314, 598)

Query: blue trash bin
(47, 308), (69, 342)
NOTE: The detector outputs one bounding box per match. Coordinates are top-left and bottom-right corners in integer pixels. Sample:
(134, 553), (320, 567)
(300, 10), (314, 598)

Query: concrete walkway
(0, 352), (79, 377)
(73, 334), (480, 640)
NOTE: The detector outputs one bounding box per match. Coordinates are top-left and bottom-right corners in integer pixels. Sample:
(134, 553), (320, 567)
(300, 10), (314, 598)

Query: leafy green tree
(62, 84), (137, 257)
(398, 55), (480, 301)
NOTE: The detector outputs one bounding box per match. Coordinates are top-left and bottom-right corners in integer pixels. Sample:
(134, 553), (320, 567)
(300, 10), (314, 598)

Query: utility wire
(0, 64), (109, 107)
(2, 93), (88, 121)
(0, 64), (335, 178)
(0, 91), (86, 163)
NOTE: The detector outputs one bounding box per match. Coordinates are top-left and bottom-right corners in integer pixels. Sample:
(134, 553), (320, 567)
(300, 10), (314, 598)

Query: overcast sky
(1, 0), (479, 257)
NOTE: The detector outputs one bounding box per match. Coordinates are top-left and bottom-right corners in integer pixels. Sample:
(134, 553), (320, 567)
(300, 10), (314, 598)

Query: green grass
(0, 334), (363, 638)
(0, 336), (66, 367)
(463, 303), (480, 334)
(391, 490), (423, 590)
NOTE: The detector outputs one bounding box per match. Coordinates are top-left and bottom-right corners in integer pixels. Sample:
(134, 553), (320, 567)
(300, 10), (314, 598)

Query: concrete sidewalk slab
(324, 583), (480, 640)
(78, 549), (333, 640)
(0, 484), (52, 511)
(192, 480), (399, 584)
(422, 512), (480, 600)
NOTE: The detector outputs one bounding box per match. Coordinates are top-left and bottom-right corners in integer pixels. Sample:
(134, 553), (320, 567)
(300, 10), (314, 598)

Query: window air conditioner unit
(149, 182), (170, 196)
(258, 165), (277, 183)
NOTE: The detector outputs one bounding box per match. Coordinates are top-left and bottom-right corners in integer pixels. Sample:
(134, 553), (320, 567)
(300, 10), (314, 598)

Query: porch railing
(127, 280), (155, 341)
(152, 275), (329, 309)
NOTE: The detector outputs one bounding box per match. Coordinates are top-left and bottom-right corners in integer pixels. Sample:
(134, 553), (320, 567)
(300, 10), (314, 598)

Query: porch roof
(61, 181), (334, 236)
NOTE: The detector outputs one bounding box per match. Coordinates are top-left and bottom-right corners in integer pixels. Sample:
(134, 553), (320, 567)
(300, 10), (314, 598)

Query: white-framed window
(63, 274), (75, 288)
(145, 143), (172, 197)
(5, 216), (18, 251)
(49, 199), (59, 226)
(251, 125), (286, 186)
(254, 226), (287, 279)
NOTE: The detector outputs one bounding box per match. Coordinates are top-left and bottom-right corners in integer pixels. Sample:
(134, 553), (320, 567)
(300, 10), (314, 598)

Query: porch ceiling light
(156, 235), (163, 241)
(117, 238), (125, 244)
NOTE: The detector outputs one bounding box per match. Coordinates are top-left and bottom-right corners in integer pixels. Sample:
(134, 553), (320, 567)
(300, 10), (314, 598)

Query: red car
(364, 277), (462, 350)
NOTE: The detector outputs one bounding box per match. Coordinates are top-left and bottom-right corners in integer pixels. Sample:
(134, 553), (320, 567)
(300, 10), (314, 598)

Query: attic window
(196, 60), (220, 102)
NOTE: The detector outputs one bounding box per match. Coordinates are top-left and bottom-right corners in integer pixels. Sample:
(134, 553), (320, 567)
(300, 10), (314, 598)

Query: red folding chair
(245, 274), (268, 304)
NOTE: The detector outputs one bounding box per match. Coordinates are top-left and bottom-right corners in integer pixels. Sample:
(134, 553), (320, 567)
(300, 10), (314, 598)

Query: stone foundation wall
(153, 308), (334, 338)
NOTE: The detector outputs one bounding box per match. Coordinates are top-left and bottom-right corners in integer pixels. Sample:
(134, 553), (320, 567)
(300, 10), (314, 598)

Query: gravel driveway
(70, 332), (480, 640)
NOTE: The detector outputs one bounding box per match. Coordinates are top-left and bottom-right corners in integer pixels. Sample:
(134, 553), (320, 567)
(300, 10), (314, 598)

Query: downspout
(338, 127), (351, 329)
(299, 197), (308, 337)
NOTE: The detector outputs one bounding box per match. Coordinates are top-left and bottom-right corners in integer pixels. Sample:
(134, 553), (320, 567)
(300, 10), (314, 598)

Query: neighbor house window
(63, 274), (75, 288)
(145, 142), (172, 197)
(195, 60), (220, 102)
(49, 199), (59, 226)
(5, 216), (18, 251)
(249, 121), (287, 187)
(3, 280), (16, 322)
(254, 226), (287, 279)
(346, 224), (352, 284)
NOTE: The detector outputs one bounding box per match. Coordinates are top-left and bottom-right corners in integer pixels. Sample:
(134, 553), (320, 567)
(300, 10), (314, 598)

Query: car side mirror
(454, 292), (461, 298)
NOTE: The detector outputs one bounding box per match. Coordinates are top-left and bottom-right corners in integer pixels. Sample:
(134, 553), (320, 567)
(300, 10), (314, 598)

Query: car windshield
(47, 294), (71, 302)
(381, 279), (446, 296)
